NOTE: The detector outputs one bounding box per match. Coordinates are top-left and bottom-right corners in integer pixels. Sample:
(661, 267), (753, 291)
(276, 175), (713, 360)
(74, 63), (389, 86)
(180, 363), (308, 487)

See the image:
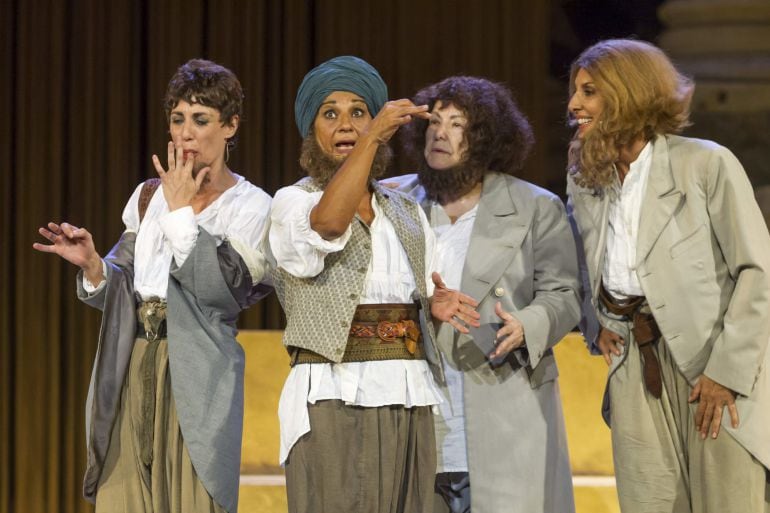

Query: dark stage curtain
(0, 1), (549, 511)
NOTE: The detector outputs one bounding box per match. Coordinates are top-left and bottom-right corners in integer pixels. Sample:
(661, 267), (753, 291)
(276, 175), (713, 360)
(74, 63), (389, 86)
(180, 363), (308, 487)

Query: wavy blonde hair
(567, 39), (694, 189)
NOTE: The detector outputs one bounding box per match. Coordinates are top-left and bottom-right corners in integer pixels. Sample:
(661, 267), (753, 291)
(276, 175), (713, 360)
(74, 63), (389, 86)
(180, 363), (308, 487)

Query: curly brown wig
(402, 76), (534, 175)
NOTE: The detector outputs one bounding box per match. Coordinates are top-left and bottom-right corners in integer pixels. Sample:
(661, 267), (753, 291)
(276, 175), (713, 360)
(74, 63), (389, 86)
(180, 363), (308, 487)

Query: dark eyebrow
(170, 109), (213, 117)
(320, 99), (366, 107)
(431, 112), (466, 121)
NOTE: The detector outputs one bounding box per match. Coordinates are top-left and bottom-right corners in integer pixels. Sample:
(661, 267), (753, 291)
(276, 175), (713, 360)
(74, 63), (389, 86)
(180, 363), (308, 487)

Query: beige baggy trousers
(609, 330), (769, 513)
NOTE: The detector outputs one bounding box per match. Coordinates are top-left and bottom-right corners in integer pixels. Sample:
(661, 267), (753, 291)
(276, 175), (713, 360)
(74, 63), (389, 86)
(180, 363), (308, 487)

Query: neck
(197, 162), (235, 195)
(615, 135), (648, 183)
(440, 181), (482, 223)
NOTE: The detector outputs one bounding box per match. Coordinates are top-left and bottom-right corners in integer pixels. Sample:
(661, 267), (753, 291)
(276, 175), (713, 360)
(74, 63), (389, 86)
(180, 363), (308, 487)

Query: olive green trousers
(95, 337), (225, 513)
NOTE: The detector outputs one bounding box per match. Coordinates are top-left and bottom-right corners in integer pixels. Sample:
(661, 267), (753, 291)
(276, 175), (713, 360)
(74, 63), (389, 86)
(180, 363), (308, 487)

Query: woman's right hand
(597, 326), (625, 365)
(362, 99), (430, 146)
(33, 222), (103, 283)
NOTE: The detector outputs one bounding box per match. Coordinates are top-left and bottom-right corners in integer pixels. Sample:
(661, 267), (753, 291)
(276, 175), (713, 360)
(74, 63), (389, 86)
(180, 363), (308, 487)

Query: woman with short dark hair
(34, 59), (271, 513)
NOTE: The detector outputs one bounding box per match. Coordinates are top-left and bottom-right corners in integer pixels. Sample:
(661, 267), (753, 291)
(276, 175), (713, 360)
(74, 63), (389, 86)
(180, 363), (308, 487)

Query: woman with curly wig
(567, 39), (770, 512)
(389, 76), (580, 513)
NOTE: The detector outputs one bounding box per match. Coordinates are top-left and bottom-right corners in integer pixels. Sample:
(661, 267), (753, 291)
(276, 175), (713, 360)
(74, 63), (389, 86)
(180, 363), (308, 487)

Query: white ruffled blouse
(269, 185), (443, 465)
(84, 174), (271, 298)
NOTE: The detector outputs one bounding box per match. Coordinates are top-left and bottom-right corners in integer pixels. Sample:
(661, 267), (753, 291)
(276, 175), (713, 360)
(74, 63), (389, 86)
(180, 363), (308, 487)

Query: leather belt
(293, 303), (425, 364)
(599, 284), (663, 399)
(135, 298), (168, 465)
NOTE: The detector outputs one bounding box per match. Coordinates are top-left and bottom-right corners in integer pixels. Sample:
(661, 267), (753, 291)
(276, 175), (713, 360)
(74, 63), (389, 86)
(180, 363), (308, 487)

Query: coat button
(494, 287), (505, 297)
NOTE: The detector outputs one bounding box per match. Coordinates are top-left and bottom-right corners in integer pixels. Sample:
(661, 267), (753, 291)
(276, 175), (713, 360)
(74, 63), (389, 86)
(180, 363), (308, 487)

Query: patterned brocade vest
(273, 177), (440, 368)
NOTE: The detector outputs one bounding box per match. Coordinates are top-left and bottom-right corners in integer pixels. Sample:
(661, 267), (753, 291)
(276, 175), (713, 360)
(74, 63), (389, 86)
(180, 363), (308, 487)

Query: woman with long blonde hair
(567, 39), (770, 512)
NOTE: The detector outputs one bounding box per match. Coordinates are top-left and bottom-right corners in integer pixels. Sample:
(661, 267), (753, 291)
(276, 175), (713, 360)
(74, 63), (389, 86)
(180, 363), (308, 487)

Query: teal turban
(294, 55), (388, 138)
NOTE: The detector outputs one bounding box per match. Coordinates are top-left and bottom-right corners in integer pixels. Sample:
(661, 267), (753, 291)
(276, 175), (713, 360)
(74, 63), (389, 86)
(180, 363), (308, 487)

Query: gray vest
(273, 177), (440, 368)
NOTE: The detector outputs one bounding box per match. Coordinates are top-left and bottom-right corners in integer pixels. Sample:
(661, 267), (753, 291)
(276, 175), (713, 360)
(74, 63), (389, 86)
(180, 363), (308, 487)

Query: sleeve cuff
(82, 260), (108, 293)
(512, 308), (547, 368)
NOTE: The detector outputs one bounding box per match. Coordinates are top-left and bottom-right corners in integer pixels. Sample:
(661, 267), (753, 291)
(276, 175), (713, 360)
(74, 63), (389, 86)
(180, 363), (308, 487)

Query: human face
(313, 91), (372, 160)
(568, 68), (603, 138)
(168, 100), (238, 172)
(424, 101), (468, 171)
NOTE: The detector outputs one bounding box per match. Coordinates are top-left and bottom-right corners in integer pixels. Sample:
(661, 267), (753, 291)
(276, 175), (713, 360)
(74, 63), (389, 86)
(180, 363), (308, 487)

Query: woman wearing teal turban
(269, 56), (480, 513)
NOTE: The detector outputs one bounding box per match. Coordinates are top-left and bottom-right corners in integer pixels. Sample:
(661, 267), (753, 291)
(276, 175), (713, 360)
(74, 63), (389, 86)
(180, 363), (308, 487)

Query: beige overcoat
(568, 134), (770, 470)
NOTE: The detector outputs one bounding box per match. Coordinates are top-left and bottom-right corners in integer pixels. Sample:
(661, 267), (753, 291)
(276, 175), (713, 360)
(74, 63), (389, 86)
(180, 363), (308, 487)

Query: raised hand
(363, 99), (430, 146)
(430, 272), (481, 334)
(152, 141), (209, 211)
(33, 221), (103, 284)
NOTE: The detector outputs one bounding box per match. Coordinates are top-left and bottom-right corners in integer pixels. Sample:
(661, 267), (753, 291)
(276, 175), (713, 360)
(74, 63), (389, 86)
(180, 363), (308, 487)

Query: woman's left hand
(489, 302), (525, 360)
(430, 272), (481, 333)
(152, 141), (209, 211)
(689, 374), (739, 440)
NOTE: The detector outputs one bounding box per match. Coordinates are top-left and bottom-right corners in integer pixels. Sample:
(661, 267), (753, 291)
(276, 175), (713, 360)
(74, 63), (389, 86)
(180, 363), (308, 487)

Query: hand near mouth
(152, 141), (210, 211)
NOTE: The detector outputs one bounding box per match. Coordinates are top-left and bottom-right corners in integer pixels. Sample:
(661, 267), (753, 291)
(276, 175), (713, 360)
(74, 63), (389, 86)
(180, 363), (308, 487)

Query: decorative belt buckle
(140, 301), (163, 341)
(377, 321), (400, 343)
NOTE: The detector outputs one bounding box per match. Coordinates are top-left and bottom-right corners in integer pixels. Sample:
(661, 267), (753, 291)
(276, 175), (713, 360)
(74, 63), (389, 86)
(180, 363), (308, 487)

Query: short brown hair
(163, 59), (243, 127)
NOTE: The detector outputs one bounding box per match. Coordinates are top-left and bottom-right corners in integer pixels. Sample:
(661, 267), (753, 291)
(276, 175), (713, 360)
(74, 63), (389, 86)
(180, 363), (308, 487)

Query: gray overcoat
(390, 172), (580, 513)
(76, 225), (269, 513)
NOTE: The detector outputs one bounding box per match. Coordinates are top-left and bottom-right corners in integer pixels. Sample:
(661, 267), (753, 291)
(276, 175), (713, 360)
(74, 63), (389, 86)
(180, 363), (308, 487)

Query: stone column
(658, 0), (770, 206)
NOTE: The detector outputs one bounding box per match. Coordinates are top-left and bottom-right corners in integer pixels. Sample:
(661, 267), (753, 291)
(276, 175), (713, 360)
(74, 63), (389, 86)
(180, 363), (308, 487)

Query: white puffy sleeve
(269, 185), (352, 278)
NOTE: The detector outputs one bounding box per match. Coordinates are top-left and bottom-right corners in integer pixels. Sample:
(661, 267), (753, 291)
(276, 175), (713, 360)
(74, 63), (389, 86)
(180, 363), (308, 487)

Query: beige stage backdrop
(0, 1), (550, 511)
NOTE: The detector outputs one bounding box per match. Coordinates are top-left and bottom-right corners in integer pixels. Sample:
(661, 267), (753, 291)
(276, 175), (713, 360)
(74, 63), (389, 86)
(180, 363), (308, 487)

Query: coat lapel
(570, 179), (611, 299)
(636, 135), (684, 265)
(460, 173), (531, 303)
